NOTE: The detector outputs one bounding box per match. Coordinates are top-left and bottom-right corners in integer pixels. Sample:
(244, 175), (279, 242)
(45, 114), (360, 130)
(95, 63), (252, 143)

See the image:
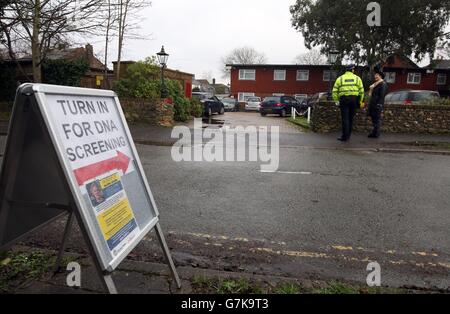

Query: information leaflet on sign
(43, 94), (143, 259)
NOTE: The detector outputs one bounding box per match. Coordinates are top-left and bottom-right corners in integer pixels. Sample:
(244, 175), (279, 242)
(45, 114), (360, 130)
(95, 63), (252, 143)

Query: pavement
(1, 112), (450, 294)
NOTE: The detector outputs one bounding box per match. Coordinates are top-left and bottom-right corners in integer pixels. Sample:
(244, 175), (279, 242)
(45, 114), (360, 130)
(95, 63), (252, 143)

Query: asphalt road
(3, 112), (450, 291)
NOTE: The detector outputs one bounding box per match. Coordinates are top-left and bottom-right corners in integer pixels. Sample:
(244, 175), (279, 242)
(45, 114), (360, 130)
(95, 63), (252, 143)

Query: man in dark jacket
(368, 70), (388, 138)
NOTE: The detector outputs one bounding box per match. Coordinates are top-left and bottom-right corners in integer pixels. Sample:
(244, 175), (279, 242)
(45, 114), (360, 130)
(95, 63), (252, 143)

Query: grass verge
(0, 250), (80, 292)
(191, 276), (408, 295)
(287, 116), (310, 131)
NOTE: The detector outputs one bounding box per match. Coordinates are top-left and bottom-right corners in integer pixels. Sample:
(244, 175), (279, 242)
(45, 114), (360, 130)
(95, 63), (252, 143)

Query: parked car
(384, 90), (440, 105)
(302, 92), (332, 108)
(192, 92), (213, 101)
(221, 97), (239, 112)
(194, 95), (225, 117)
(245, 97), (262, 111)
(259, 96), (303, 117)
(295, 95), (308, 105)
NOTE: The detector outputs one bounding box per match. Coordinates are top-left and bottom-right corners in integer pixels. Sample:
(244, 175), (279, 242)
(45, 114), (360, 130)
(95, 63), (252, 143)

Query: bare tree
(0, 0), (9, 52)
(104, 0), (118, 87)
(1, 0), (106, 82)
(294, 48), (328, 65)
(221, 46), (267, 79)
(115, 0), (151, 80)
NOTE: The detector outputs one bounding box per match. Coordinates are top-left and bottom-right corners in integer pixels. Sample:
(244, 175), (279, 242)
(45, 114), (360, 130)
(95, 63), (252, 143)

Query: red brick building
(228, 54), (450, 101)
(382, 55), (450, 97)
(228, 64), (337, 102)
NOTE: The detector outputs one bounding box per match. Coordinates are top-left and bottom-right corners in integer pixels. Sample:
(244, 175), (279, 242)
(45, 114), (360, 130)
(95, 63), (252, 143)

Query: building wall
(384, 69), (450, 95)
(230, 67), (333, 99)
(230, 66), (450, 100)
(164, 68), (194, 98)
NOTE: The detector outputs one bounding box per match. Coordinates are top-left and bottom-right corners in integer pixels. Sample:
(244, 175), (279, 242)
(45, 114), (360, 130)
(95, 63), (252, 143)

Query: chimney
(213, 78), (216, 85)
(85, 44), (93, 59)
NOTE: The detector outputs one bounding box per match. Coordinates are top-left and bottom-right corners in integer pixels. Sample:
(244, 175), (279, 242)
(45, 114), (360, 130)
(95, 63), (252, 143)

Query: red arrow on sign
(74, 151), (131, 186)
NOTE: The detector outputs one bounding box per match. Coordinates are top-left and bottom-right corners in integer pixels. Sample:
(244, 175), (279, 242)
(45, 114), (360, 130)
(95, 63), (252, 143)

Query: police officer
(332, 65), (365, 142)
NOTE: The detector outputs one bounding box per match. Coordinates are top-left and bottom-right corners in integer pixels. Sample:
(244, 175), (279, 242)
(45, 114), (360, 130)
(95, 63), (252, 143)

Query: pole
(54, 211), (75, 273)
(161, 64), (167, 99)
(155, 223), (181, 289)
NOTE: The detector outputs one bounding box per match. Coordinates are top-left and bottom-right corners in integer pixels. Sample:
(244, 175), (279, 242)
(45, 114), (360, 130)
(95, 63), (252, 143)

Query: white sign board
(34, 84), (159, 271)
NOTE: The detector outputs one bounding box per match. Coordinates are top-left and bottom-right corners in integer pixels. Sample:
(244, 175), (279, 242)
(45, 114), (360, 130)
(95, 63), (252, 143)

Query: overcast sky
(89, 0), (448, 84)
(92, 0), (305, 84)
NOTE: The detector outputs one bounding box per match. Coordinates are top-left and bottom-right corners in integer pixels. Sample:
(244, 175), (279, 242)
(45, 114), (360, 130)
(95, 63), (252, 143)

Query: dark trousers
(369, 104), (383, 137)
(339, 96), (358, 140)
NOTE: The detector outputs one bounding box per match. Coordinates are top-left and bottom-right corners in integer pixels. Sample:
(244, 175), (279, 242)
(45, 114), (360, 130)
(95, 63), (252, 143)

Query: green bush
(165, 79), (190, 122)
(43, 58), (89, 87)
(114, 57), (160, 100)
(114, 56), (199, 122)
(190, 97), (203, 118)
(418, 97), (450, 106)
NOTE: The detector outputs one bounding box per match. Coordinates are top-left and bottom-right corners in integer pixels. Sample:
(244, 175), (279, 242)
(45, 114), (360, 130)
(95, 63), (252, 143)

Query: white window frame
(272, 93), (285, 97)
(274, 69), (286, 81)
(437, 73), (447, 85)
(238, 92), (255, 102)
(296, 70), (310, 81)
(239, 69), (256, 80)
(323, 70), (337, 82)
(384, 72), (396, 84)
(407, 72), (421, 85)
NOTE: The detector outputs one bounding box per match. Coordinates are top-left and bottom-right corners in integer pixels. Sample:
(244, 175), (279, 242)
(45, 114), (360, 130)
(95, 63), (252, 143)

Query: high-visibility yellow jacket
(332, 71), (365, 102)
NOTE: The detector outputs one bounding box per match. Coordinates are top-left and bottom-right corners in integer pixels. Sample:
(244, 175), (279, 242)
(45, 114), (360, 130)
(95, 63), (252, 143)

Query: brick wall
(311, 102), (450, 134)
(119, 98), (174, 127)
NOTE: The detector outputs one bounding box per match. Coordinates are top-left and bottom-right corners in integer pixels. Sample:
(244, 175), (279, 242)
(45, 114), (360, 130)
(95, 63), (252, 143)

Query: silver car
(384, 90), (440, 105)
(221, 97), (238, 111)
(245, 97), (262, 111)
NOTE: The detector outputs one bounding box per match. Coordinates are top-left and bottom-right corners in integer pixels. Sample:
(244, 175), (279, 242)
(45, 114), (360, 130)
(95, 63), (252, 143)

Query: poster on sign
(34, 86), (160, 271)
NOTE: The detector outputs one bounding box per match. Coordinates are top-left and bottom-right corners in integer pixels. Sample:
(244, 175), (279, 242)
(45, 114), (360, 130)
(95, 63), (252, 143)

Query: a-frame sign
(0, 84), (180, 293)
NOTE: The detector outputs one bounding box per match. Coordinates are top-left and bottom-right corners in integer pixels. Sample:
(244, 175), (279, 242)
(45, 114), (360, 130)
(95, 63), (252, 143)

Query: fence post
(307, 107), (311, 124)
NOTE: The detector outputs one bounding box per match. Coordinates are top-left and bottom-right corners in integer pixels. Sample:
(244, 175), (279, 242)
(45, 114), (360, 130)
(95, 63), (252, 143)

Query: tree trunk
(116, 0), (124, 80)
(104, 0), (112, 88)
(116, 36), (123, 80)
(116, 0), (130, 81)
(32, 0), (42, 83)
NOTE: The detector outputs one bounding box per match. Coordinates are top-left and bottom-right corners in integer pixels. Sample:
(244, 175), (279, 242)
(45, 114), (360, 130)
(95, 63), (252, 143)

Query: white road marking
(259, 170), (313, 175)
(161, 231), (449, 270)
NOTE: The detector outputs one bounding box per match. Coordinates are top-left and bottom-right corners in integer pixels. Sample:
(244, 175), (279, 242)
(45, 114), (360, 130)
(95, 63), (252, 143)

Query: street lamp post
(327, 47), (339, 93)
(157, 46), (169, 98)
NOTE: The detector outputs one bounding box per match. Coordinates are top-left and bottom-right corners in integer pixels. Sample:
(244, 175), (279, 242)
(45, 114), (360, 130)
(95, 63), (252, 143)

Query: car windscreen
(263, 97), (281, 102)
(247, 97), (260, 102)
(391, 92), (408, 101)
(193, 94), (207, 100)
(222, 99), (235, 104)
(410, 92), (439, 101)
